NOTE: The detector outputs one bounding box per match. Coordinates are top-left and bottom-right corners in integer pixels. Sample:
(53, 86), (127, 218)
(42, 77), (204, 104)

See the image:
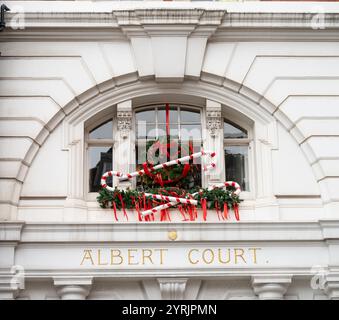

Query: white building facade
(1, 1), (339, 300)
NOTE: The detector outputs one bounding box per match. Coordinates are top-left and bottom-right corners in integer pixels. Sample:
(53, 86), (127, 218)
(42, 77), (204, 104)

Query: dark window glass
(89, 120), (113, 139)
(180, 109), (200, 123)
(224, 145), (248, 191)
(224, 121), (247, 139)
(158, 107), (178, 124)
(89, 146), (112, 192)
(136, 110), (155, 123)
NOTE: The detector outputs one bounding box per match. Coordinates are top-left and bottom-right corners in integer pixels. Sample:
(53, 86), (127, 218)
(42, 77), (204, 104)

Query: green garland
(96, 138), (242, 214)
(97, 186), (241, 210)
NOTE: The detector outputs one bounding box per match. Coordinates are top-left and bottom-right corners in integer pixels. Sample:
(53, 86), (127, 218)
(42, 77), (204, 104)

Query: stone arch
(3, 76), (328, 219)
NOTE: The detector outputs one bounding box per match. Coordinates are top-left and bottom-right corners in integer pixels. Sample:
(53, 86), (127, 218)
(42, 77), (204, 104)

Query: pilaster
(54, 277), (93, 300)
(205, 99), (223, 185)
(116, 100), (133, 189)
(251, 275), (292, 300)
(0, 222), (25, 299)
(157, 278), (188, 300)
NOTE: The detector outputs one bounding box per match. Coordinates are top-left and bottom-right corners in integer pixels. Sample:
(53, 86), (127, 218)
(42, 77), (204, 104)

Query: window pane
(89, 120), (113, 139)
(89, 146), (112, 192)
(136, 110), (156, 123)
(135, 105), (202, 189)
(158, 107), (178, 124)
(180, 124), (202, 141)
(158, 124), (179, 139)
(224, 121), (247, 139)
(137, 123), (157, 139)
(180, 109), (200, 123)
(224, 145), (248, 191)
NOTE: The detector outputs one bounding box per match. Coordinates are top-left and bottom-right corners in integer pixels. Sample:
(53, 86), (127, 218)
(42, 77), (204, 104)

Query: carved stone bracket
(251, 275), (292, 300)
(157, 278), (188, 300)
(54, 277), (93, 300)
(206, 110), (222, 137)
(117, 111), (132, 139)
(324, 274), (339, 300)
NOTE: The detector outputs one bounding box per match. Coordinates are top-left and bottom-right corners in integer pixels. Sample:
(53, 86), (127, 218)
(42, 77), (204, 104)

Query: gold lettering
(234, 248), (246, 264)
(111, 249), (123, 265)
(142, 249), (154, 265)
(202, 249), (214, 264)
(98, 249), (108, 266)
(218, 249), (231, 264)
(80, 249), (94, 266)
(154, 249), (168, 265)
(248, 248), (261, 264)
(188, 249), (199, 264)
(128, 249), (139, 265)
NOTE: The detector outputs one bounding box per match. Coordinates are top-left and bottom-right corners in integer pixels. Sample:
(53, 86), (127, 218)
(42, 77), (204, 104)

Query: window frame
(85, 114), (115, 201)
(84, 105), (255, 202)
(223, 118), (254, 200)
(134, 104), (205, 189)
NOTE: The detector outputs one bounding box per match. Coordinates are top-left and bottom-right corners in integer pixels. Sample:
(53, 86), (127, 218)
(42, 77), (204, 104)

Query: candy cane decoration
(141, 181), (241, 217)
(101, 150), (216, 192)
(207, 181), (241, 196)
(100, 150), (242, 217)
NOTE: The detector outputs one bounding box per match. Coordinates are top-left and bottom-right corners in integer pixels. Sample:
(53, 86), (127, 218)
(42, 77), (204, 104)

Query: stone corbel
(0, 273), (23, 300)
(206, 110), (222, 137)
(157, 278), (188, 300)
(251, 275), (292, 300)
(116, 100), (133, 189)
(117, 110), (132, 139)
(323, 274), (339, 300)
(0, 222), (25, 299)
(54, 277), (93, 300)
(206, 99), (222, 138)
(205, 100), (223, 184)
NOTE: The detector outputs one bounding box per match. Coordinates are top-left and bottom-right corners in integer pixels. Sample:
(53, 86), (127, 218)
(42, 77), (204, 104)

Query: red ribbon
(166, 103), (170, 137)
(112, 201), (118, 221)
(201, 198), (207, 221)
(132, 196), (142, 222)
(233, 204), (240, 221)
(118, 193), (128, 221)
(215, 201), (221, 221)
(178, 205), (188, 221)
(160, 207), (167, 221)
(223, 203), (228, 220)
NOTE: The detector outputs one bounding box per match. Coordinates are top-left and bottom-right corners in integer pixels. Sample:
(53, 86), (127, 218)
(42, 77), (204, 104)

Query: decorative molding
(117, 111), (132, 139)
(319, 220), (339, 239)
(251, 275), (292, 300)
(117, 100), (132, 139)
(206, 100), (222, 137)
(206, 110), (222, 137)
(56, 285), (91, 300)
(324, 274), (339, 300)
(10, 220), (339, 243)
(54, 276), (93, 300)
(0, 222), (24, 242)
(157, 278), (187, 300)
(2, 8), (339, 42)
(0, 271), (25, 300)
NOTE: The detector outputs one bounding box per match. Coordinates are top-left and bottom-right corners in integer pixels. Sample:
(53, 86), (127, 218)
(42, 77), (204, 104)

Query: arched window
(84, 106), (251, 195)
(86, 119), (114, 193)
(135, 105), (202, 189)
(223, 119), (250, 191)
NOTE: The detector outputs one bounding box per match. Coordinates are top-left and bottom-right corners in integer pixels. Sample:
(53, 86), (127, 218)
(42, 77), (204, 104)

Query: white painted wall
(1, 1), (339, 300)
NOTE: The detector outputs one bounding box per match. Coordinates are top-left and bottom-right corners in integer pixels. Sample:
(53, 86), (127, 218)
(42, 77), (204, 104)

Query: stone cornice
(1, 8), (339, 42)
(0, 222), (24, 242)
(0, 220), (336, 243)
